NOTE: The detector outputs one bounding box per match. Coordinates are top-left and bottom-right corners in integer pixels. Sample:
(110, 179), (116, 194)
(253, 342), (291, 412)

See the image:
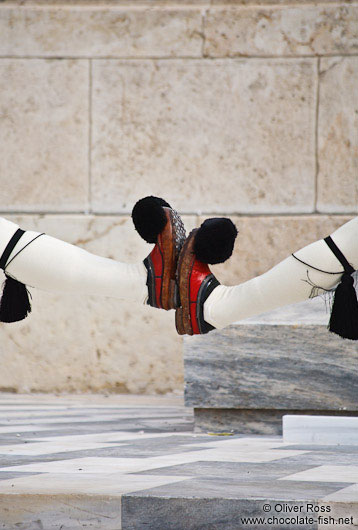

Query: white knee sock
(204, 217), (358, 329)
(0, 217), (148, 304)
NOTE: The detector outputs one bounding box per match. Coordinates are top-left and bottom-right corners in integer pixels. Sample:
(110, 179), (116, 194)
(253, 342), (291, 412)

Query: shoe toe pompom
(132, 196), (171, 243)
(194, 218), (238, 264)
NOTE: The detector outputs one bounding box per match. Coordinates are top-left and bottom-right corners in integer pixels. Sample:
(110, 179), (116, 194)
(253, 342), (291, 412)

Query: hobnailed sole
(175, 229), (199, 335)
(149, 208), (186, 310)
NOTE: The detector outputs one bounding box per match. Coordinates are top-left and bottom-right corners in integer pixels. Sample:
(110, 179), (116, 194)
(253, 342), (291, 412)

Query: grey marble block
(193, 408), (358, 436)
(183, 298), (358, 434)
(122, 497), (316, 530)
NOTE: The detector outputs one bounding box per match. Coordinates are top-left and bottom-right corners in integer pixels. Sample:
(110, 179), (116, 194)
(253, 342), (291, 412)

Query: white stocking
(204, 217), (358, 329)
(0, 217), (148, 304)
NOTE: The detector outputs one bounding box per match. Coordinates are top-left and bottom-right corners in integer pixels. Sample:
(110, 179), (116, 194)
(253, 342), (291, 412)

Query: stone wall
(0, 1), (356, 394)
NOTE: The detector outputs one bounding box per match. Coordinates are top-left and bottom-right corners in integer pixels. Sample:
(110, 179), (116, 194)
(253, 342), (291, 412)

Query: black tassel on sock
(0, 274), (32, 323)
(328, 272), (358, 340)
(324, 236), (358, 340)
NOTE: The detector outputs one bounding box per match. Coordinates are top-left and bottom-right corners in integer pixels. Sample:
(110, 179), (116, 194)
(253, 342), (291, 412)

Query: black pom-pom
(0, 275), (32, 323)
(329, 272), (358, 340)
(194, 218), (238, 264)
(132, 196), (172, 244)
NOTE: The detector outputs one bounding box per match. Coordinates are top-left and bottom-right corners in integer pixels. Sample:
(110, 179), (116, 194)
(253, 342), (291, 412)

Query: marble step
(184, 297), (358, 435)
(283, 415), (358, 445)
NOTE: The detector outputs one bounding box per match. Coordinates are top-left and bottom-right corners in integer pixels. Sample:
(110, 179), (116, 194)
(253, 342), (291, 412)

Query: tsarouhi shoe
(175, 218), (238, 335)
(132, 196), (186, 310)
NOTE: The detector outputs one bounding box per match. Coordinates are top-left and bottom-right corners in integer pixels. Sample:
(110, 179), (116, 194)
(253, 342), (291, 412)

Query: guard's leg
(0, 217), (147, 304)
(204, 217), (358, 329)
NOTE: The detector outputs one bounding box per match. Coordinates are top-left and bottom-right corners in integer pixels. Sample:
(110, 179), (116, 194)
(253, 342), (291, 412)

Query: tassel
(329, 272), (358, 340)
(0, 274), (32, 323)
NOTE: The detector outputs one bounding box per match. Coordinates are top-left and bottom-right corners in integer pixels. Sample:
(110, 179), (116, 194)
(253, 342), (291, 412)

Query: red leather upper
(188, 258), (211, 335)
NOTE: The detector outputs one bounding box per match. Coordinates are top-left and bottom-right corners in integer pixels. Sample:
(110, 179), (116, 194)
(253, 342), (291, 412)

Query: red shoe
(132, 196), (186, 310)
(175, 218), (238, 335)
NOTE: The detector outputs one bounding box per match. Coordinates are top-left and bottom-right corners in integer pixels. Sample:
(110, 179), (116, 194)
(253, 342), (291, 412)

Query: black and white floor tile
(0, 394), (356, 529)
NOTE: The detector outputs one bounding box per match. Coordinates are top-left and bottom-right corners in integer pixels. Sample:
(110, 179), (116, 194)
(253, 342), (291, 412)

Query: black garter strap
(0, 229), (25, 271)
(324, 236), (354, 275)
(291, 236), (353, 276)
(0, 229), (46, 273)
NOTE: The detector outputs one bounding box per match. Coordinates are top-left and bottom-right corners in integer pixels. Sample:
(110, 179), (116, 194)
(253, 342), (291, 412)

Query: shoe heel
(173, 279), (181, 309)
(175, 307), (185, 335)
(168, 279), (180, 310)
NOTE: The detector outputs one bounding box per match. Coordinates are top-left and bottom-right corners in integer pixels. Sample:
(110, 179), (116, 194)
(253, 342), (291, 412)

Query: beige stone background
(0, 0), (357, 394)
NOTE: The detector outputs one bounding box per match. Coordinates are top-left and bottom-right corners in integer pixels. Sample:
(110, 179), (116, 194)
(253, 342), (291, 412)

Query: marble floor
(0, 393), (357, 529)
